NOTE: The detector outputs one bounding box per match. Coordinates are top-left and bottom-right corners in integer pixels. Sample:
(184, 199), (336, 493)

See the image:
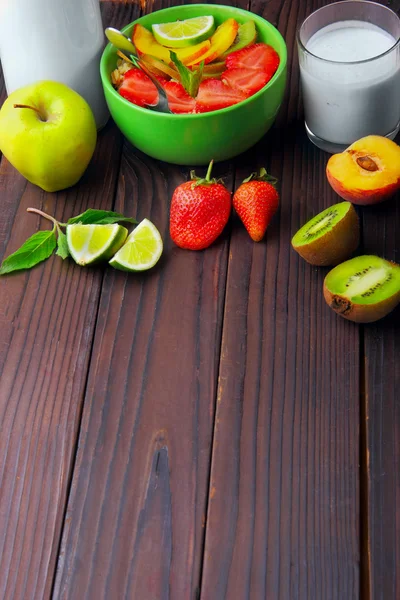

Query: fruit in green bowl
(100, 4), (287, 165)
(0, 81), (97, 192)
(152, 15), (216, 48)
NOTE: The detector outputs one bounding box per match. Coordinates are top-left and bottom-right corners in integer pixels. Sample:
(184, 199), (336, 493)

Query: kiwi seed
(323, 255), (400, 323)
(291, 201), (359, 266)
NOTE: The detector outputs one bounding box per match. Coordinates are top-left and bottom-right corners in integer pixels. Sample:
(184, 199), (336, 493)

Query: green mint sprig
(170, 52), (204, 98)
(0, 208), (137, 275)
(0, 230), (57, 275)
(67, 209), (137, 226)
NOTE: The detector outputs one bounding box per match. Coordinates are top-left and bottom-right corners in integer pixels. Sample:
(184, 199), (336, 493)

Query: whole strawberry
(170, 160), (231, 250)
(233, 168), (279, 241)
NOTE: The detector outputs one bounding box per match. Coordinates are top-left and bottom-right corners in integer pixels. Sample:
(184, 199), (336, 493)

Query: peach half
(326, 135), (400, 205)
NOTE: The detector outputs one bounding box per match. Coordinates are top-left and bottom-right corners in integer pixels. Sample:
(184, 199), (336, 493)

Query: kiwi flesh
(221, 20), (257, 58)
(323, 255), (400, 322)
(292, 201), (359, 266)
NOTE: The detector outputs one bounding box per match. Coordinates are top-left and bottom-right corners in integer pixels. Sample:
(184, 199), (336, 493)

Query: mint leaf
(56, 229), (70, 259)
(67, 209), (137, 225)
(0, 230), (57, 275)
(170, 52), (204, 97)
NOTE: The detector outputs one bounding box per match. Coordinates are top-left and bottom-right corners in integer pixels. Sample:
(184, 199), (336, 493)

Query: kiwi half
(292, 201), (359, 266)
(324, 255), (400, 322)
(221, 20), (257, 58)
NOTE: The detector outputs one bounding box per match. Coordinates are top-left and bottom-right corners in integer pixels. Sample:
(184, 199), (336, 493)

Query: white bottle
(0, 0), (109, 129)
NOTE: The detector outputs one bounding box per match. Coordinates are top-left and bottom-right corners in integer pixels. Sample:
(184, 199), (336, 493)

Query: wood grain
(200, 1), (361, 598)
(1, 0), (399, 598)
(0, 4), (139, 598)
(53, 145), (232, 600)
(0, 126), (123, 600)
(362, 194), (400, 599)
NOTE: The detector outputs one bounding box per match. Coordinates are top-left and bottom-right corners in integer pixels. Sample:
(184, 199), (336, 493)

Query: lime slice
(152, 16), (215, 48)
(67, 223), (128, 266)
(109, 218), (163, 272)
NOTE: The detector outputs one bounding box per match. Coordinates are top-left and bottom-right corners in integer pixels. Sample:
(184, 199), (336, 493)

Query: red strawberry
(221, 68), (270, 96)
(196, 79), (247, 113)
(233, 168), (279, 242)
(119, 68), (158, 107)
(226, 43), (280, 81)
(162, 81), (196, 114)
(170, 160), (231, 250)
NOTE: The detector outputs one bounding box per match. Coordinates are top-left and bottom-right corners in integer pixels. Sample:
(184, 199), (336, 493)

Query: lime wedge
(109, 218), (163, 272)
(67, 223), (128, 266)
(152, 16), (215, 48)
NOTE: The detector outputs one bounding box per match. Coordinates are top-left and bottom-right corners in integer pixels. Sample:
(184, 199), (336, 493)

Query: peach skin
(326, 135), (400, 205)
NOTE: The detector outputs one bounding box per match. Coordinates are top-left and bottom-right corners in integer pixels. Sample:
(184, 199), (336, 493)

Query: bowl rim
(100, 3), (287, 120)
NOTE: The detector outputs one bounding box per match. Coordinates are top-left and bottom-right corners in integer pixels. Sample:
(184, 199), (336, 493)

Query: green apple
(0, 80), (97, 192)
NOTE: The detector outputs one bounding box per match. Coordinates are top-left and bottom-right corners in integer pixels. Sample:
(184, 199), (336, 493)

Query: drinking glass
(297, 1), (400, 153)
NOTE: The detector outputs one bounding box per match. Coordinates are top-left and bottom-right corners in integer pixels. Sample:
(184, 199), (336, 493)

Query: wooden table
(0, 1), (399, 598)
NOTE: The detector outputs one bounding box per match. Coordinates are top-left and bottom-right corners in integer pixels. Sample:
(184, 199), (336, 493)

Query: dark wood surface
(0, 1), (398, 599)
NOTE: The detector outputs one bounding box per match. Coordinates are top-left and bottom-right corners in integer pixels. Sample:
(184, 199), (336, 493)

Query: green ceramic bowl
(100, 4), (287, 165)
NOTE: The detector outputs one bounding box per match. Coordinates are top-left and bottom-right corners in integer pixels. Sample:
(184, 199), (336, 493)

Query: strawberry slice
(162, 81), (196, 114)
(221, 68), (270, 96)
(196, 78), (247, 113)
(225, 43), (280, 80)
(119, 68), (158, 107)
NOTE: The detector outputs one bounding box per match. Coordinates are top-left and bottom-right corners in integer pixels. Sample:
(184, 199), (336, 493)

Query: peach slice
(174, 40), (211, 65)
(326, 135), (400, 205)
(187, 18), (239, 66)
(140, 54), (178, 79)
(132, 24), (171, 64)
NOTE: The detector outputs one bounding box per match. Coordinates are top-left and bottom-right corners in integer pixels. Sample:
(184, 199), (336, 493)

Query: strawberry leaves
(242, 167), (278, 185)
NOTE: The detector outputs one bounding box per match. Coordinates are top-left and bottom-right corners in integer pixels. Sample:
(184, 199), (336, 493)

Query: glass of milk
(0, 0), (109, 130)
(297, 1), (400, 153)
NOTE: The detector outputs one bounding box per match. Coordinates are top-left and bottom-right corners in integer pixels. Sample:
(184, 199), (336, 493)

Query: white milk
(300, 20), (400, 146)
(0, 0), (109, 129)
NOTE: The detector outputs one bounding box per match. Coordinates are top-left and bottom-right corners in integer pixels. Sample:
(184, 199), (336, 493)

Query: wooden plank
(362, 9), (400, 598)
(0, 130), (121, 600)
(200, 0), (361, 597)
(53, 144), (231, 599)
(0, 3), (140, 598)
(363, 194), (400, 599)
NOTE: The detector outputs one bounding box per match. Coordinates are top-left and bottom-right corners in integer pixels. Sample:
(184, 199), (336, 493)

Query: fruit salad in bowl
(111, 16), (281, 114)
(100, 4), (287, 164)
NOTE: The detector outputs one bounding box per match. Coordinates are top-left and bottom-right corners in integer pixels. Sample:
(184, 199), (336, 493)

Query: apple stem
(13, 104), (45, 121)
(27, 207), (60, 228)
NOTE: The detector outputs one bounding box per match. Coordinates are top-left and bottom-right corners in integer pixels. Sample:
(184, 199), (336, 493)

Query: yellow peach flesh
(133, 24), (171, 64)
(174, 40), (211, 64)
(187, 18), (239, 66)
(326, 135), (400, 205)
